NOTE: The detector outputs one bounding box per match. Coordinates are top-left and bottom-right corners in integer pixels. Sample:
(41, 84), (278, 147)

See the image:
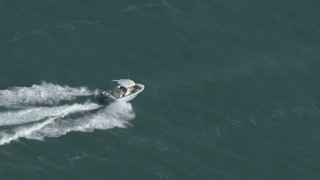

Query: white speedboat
(97, 79), (144, 104)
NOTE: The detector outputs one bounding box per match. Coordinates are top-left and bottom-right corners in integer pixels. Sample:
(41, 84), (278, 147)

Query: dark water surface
(1, 0), (320, 179)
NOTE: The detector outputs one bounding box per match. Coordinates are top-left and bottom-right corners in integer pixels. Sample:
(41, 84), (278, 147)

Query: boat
(97, 79), (145, 104)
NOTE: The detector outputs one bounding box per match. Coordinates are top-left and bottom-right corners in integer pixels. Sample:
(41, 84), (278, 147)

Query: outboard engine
(97, 91), (116, 104)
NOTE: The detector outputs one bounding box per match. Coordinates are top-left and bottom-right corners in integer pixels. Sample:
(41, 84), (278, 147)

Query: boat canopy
(112, 79), (136, 88)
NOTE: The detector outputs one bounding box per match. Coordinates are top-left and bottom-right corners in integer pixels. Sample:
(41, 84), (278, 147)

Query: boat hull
(97, 84), (144, 104)
(114, 92), (139, 102)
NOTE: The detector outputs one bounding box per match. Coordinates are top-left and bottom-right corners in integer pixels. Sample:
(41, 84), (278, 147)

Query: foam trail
(0, 117), (55, 145)
(0, 102), (134, 145)
(0, 103), (100, 127)
(39, 102), (135, 137)
(0, 82), (94, 107)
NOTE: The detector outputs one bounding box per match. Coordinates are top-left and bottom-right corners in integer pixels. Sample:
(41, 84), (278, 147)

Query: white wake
(0, 82), (94, 107)
(0, 103), (100, 126)
(0, 83), (135, 145)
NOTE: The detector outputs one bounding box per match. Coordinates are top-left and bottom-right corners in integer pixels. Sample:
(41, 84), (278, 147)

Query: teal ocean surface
(1, 0), (320, 179)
